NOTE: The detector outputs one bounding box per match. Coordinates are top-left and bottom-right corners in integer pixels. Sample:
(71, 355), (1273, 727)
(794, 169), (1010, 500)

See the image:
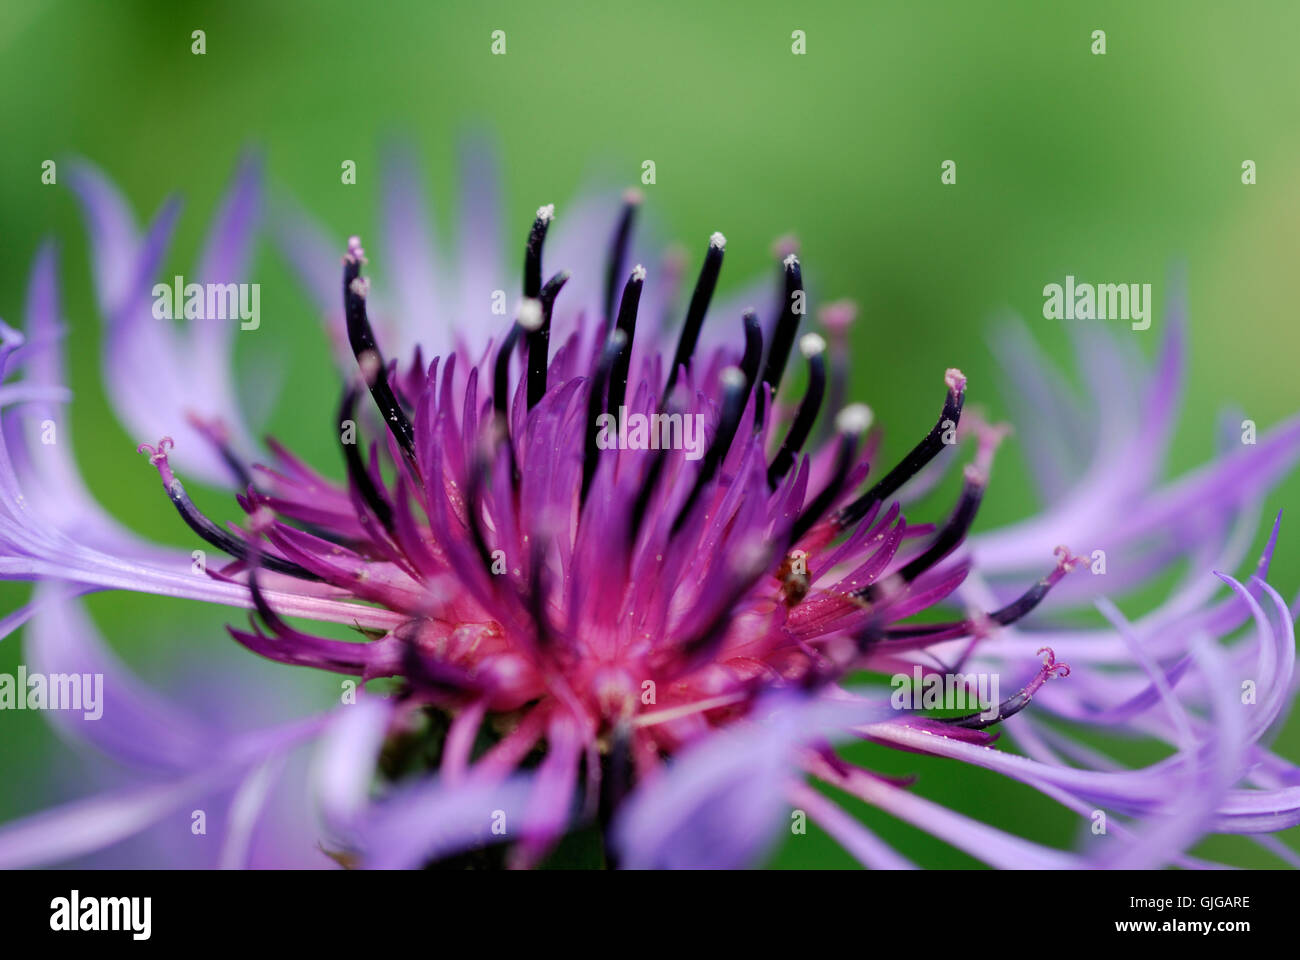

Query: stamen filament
(603, 191), (641, 327)
(606, 265), (646, 419)
(837, 368), (966, 528)
(759, 253), (804, 402)
(665, 232), (726, 395)
(527, 271), (570, 410)
(342, 239), (417, 466)
(523, 204), (554, 299)
(768, 332), (827, 488)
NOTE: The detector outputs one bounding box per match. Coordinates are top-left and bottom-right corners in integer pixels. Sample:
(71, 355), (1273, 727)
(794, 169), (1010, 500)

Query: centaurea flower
(1, 147), (1298, 870)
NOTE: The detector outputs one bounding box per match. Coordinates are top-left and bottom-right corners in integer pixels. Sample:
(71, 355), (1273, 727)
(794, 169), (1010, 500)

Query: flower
(1, 147), (1298, 870)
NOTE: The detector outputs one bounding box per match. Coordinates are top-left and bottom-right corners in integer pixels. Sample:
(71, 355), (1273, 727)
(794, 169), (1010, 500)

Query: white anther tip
(720, 366), (747, 390)
(836, 403), (874, 435)
(799, 332), (827, 358)
(517, 298), (544, 331)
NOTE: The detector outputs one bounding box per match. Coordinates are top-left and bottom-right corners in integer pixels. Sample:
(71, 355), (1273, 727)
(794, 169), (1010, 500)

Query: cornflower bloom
(1, 147), (1297, 869)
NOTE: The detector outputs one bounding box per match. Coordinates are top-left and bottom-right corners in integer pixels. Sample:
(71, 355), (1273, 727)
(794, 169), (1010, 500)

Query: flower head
(1, 148), (1298, 870)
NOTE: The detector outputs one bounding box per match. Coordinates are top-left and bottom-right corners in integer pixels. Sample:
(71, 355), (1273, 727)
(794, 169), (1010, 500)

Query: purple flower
(1, 146), (1298, 870)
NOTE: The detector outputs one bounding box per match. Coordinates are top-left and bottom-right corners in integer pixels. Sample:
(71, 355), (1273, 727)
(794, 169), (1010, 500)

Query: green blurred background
(0, 0), (1297, 867)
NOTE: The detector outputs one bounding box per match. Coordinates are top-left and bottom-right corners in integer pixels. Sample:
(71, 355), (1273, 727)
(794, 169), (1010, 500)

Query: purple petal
(25, 583), (214, 773)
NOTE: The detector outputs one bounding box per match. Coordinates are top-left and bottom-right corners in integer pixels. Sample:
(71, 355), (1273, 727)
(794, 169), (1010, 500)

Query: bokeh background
(1, 0), (1297, 867)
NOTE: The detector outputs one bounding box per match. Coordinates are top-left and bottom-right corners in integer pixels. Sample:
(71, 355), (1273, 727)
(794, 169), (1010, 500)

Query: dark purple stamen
(582, 330), (627, 504)
(339, 386), (396, 533)
(665, 232), (726, 395)
(837, 369), (966, 529)
(526, 271), (570, 410)
(739, 309), (763, 398)
(895, 468), (984, 580)
(671, 367), (747, 536)
(767, 334), (826, 489)
(941, 648), (1071, 729)
(606, 266), (645, 419)
(603, 192), (640, 327)
(159, 467), (320, 581)
(343, 244), (417, 465)
(879, 549), (1082, 645)
(758, 253), (804, 405)
(523, 205), (554, 299)
(493, 322), (523, 422)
